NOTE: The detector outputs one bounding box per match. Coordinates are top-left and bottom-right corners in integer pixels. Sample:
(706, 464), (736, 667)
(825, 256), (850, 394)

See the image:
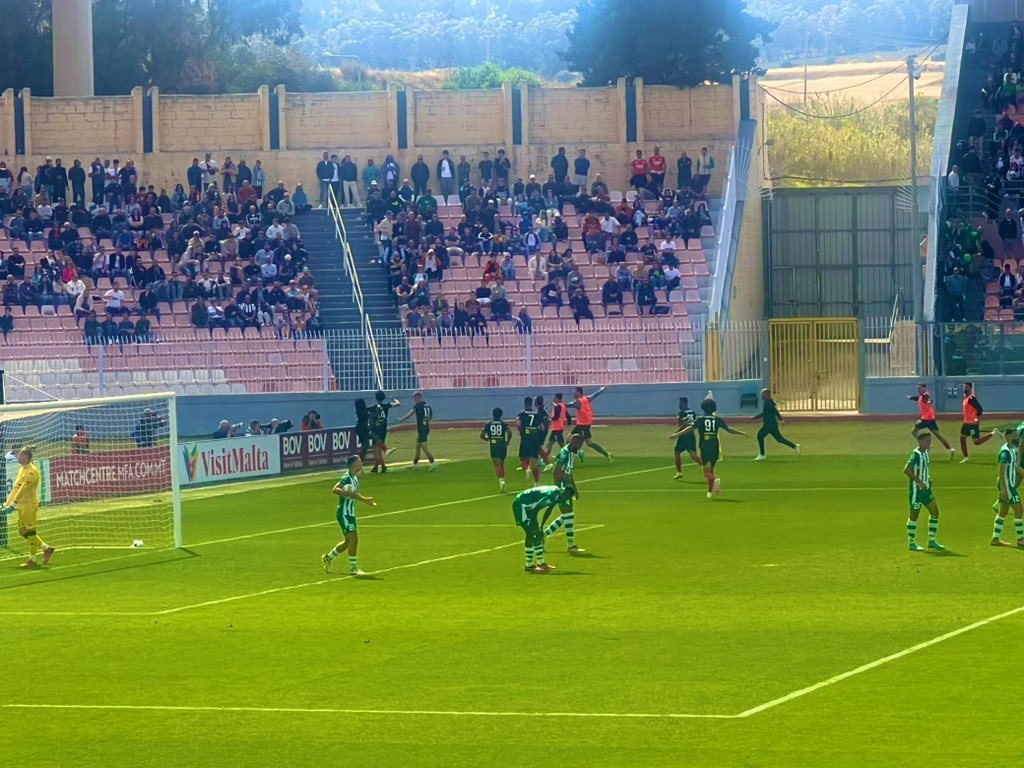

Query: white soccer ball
(131, 539), (145, 548)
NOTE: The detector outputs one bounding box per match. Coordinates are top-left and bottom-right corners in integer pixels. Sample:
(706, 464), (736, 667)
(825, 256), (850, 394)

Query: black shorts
(675, 434), (697, 453)
(961, 423), (981, 439)
(571, 425), (592, 440)
(490, 446), (508, 461)
(914, 419), (939, 433)
(356, 428), (371, 448)
(417, 428), (430, 444)
(630, 174), (648, 188)
(371, 430), (388, 446)
(548, 430), (565, 446)
(700, 443), (720, 466)
(519, 437), (541, 460)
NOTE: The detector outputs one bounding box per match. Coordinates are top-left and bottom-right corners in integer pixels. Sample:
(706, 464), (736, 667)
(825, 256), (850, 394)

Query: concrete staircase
(299, 209), (377, 390)
(338, 208), (417, 389)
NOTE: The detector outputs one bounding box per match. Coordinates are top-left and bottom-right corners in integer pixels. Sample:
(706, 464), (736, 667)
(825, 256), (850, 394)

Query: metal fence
(2, 316), (986, 404)
(930, 321), (1024, 377)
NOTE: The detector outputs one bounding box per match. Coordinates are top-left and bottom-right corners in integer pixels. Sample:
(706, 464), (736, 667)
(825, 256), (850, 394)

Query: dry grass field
(761, 58), (945, 105)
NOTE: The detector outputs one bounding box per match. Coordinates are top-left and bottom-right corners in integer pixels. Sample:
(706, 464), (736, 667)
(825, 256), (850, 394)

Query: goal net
(0, 392), (181, 563)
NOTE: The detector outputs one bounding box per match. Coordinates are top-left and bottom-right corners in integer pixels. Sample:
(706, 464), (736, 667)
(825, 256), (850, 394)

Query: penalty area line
(735, 602), (1024, 718)
(185, 465), (668, 549)
(151, 524), (606, 616)
(0, 702), (736, 720)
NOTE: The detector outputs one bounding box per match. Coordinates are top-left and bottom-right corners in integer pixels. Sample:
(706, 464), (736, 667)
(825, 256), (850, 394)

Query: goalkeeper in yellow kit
(5, 447), (53, 568)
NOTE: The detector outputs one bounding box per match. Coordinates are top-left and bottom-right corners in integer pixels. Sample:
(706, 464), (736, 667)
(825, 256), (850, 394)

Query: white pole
(907, 54), (924, 375)
(167, 393), (183, 549)
(0, 390), (176, 414)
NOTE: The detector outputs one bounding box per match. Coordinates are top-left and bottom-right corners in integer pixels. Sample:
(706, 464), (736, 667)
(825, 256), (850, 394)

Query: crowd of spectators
(345, 145), (714, 337)
(0, 153), (321, 344)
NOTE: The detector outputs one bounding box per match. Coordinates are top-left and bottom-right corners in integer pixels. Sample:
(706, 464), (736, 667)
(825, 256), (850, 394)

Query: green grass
(2, 420), (1022, 767)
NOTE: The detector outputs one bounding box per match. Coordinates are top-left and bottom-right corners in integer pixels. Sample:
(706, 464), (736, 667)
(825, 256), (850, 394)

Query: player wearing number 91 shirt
(481, 407), (513, 492)
(669, 397), (746, 499)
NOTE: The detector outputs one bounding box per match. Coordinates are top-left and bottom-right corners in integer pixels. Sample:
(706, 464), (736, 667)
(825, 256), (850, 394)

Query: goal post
(0, 391), (181, 563)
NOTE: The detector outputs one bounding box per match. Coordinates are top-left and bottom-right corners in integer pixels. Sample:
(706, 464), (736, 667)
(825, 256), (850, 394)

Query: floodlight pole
(907, 54), (924, 375)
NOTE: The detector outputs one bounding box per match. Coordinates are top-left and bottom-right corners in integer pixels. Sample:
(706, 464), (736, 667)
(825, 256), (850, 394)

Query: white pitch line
(0, 702), (735, 720)
(595, 486), (995, 493)
(185, 465), (668, 549)
(150, 524), (605, 616)
(735, 602), (1024, 718)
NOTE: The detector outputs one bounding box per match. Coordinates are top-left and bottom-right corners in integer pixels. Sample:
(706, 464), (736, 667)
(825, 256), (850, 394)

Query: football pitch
(1, 420), (1022, 767)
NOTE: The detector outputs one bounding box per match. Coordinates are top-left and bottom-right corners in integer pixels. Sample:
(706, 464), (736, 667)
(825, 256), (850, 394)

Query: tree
(562, 0), (774, 87)
(443, 63), (544, 90)
(0, 0), (52, 95)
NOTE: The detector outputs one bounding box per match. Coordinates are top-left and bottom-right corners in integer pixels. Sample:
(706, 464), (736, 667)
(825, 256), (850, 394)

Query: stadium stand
(940, 19), (1024, 323)
(340, 165), (722, 388)
(0, 157), (334, 398)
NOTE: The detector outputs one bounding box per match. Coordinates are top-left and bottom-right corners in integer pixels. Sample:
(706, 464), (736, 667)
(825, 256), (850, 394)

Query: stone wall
(158, 93), (262, 152)
(30, 95), (136, 155)
(0, 78), (748, 196)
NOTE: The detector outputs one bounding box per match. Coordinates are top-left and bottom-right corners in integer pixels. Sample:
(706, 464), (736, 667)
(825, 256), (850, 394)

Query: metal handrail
(326, 187), (385, 389)
(708, 144), (737, 323)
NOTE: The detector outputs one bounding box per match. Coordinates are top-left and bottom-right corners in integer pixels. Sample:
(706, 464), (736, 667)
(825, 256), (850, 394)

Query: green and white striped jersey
(998, 443), (1019, 491)
(555, 445), (576, 477)
(907, 447), (930, 489)
(336, 472), (359, 517)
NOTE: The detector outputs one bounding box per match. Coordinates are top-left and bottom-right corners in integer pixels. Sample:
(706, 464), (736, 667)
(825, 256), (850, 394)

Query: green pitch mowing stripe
(0, 702), (737, 719)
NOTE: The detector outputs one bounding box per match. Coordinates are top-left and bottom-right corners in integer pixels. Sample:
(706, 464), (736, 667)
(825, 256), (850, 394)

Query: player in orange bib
(908, 383), (955, 460)
(541, 393), (569, 471)
(568, 386), (612, 461)
(959, 381), (996, 463)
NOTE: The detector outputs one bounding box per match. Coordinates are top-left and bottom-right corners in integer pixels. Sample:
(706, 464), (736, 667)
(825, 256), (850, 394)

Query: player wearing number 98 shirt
(481, 407), (513, 492)
(669, 397), (746, 499)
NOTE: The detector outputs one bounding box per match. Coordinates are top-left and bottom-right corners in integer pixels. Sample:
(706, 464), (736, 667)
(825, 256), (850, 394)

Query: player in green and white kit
(542, 433), (586, 553)
(991, 427), (1024, 548)
(903, 432), (944, 552)
(322, 455), (377, 576)
(513, 485), (575, 573)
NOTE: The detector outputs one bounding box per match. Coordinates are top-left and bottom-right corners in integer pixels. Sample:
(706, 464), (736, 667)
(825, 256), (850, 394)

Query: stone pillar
(635, 77), (645, 148)
(20, 89), (32, 156)
(130, 86), (145, 156)
(257, 85), (271, 152)
(149, 87), (161, 153)
(52, 0), (95, 97)
(275, 84), (288, 150)
(616, 78), (628, 148)
(385, 84), (399, 154)
(1, 89), (14, 157)
(500, 82), (514, 153)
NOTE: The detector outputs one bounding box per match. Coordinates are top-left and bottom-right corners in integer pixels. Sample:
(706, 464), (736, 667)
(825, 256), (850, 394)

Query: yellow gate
(768, 318), (860, 412)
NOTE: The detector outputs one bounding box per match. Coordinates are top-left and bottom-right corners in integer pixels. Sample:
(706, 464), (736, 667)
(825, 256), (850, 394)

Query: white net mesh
(0, 393), (178, 562)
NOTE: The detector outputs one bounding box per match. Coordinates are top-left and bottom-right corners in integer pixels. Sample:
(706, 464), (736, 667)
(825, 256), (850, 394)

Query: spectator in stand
(73, 290), (95, 325)
(0, 307), (13, 341)
(648, 146), (667, 192)
(495, 149), (511, 187)
(341, 155), (360, 207)
(944, 267), (967, 322)
(103, 280), (129, 317)
(292, 184), (311, 213)
(135, 313), (153, 342)
(551, 147), (570, 186)
(190, 296), (209, 334)
(437, 150), (456, 199)
(316, 151), (333, 208)
(999, 208), (1018, 257)
(675, 151), (692, 190)
(999, 262), (1018, 307)
(540, 278), (563, 316)
(83, 310), (101, 345)
(411, 155), (430, 197)
(17, 277), (38, 313)
(635, 276), (658, 315)
(695, 147), (715, 190)
(362, 158), (380, 196)
(221, 156), (236, 193)
(570, 289), (594, 326)
(69, 159), (86, 206)
(490, 292), (512, 322)
(100, 313), (119, 343)
(602, 275), (624, 315)
(629, 150), (649, 191)
(968, 110), (986, 154)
